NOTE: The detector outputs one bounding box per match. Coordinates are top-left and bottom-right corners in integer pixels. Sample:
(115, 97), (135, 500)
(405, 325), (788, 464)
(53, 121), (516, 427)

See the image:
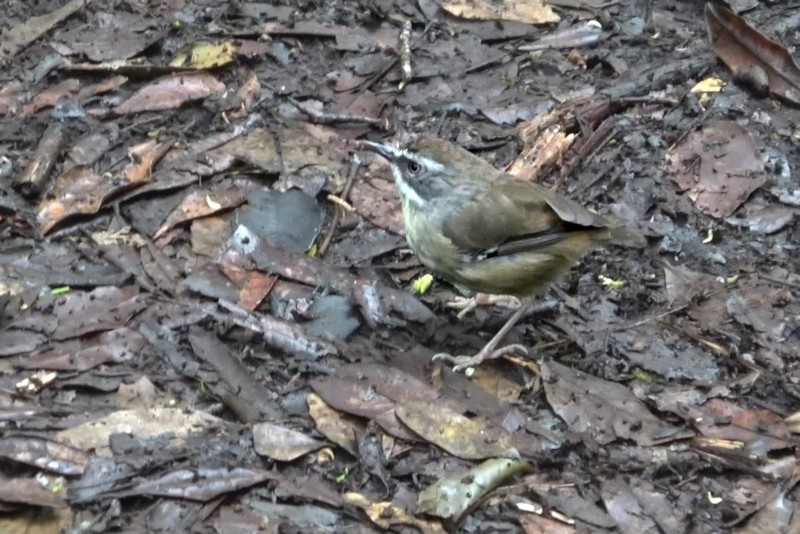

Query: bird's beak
(357, 140), (402, 161)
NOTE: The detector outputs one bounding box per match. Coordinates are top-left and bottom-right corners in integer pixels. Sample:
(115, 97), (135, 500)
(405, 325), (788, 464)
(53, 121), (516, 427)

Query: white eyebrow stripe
(418, 155), (446, 172)
(400, 149), (446, 173)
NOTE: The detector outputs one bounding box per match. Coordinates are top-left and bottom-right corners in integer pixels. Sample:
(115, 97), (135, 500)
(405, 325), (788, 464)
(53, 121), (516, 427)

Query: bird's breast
(400, 197), (460, 277)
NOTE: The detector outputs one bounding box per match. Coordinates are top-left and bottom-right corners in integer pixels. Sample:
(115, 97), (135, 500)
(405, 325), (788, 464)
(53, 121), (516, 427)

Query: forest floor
(1, 0), (799, 532)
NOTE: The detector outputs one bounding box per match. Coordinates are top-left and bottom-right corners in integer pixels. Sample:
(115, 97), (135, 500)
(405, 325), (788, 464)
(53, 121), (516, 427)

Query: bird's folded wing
(441, 179), (611, 257)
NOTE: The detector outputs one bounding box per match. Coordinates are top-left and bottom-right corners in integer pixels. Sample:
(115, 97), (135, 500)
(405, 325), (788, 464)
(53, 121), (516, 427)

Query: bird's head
(360, 137), (490, 207)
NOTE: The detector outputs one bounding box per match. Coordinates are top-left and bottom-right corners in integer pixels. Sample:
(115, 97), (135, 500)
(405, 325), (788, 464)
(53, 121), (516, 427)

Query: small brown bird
(360, 137), (642, 371)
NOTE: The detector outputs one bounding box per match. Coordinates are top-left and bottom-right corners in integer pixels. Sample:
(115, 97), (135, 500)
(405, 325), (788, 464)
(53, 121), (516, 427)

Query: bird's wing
(441, 178), (610, 257)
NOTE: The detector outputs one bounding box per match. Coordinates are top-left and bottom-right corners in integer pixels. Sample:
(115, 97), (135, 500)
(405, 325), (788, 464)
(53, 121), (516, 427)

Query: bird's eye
(406, 160), (423, 176)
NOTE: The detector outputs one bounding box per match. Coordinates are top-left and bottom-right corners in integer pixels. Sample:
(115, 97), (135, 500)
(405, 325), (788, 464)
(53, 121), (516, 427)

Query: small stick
(326, 194), (354, 212)
(398, 20), (413, 90)
(256, 83), (389, 129)
(758, 273), (800, 291)
(14, 123), (65, 198)
(318, 154), (362, 257)
(352, 22), (433, 95)
(288, 97), (389, 129)
(217, 299), (338, 359)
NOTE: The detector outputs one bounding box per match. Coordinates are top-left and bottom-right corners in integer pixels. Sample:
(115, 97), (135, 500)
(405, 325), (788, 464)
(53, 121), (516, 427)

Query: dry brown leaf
(37, 139), (173, 234)
(542, 360), (694, 446)
(307, 392), (363, 456)
(0, 0), (86, 60)
(687, 398), (793, 456)
(309, 376), (421, 442)
(350, 170), (404, 235)
(113, 72), (226, 115)
(0, 477), (68, 509)
(442, 0), (559, 25)
(21, 79), (81, 116)
(56, 408), (225, 455)
(237, 271), (277, 311)
(706, 3), (800, 105)
(154, 177), (259, 239)
(344, 492), (447, 533)
(395, 400), (519, 460)
(252, 422), (326, 462)
(666, 120), (765, 218)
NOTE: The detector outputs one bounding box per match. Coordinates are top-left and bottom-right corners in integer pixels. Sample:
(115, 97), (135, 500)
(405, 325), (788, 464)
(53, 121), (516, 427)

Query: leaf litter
(0, 0), (799, 531)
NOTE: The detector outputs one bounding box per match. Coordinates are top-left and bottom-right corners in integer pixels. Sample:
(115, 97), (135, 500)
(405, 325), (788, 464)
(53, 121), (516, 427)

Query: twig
(256, 83), (389, 129)
(14, 123), (64, 198)
(463, 40), (524, 74)
(558, 115), (619, 189)
(757, 273), (800, 291)
(318, 155), (362, 256)
(352, 22), (433, 95)
(623, 304), (689, 328)
(216, 299), (338, 359)
(398, 20), (413, 90)
(667, 106), (711, 153)
(287, 96), (389, 129)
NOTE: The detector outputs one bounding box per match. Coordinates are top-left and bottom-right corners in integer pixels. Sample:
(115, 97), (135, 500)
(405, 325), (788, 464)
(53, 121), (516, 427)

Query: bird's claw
(446, 296), (478, 319)
(445, 294), (522, 320)
(432, 344), (528, 372)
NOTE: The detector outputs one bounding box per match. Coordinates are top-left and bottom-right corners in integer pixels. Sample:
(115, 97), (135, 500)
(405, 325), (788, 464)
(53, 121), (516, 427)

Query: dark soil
(1, 0), (799, 532)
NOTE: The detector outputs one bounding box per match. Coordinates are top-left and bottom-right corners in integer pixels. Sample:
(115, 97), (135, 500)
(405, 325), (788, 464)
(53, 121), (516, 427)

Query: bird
(359, 136), (643, 371)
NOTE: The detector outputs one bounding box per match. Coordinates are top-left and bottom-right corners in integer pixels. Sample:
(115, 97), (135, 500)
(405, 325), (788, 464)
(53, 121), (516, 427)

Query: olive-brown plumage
(360, 136), (641, 370)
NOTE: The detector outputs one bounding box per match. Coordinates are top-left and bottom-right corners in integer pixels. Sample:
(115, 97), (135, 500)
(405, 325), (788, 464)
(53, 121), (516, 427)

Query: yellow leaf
(412, 274), (434, 294)
(691, 77), (725, 93)
(170, 41), (236, 69)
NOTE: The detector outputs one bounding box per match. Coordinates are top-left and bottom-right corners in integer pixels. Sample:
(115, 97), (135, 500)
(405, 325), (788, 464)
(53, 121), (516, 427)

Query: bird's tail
(602, 224), (647, 248)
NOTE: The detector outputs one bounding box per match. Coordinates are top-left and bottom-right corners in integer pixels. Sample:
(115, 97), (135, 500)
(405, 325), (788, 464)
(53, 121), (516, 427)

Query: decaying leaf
(37, 139), (173, 235)
(417, 458), (531, 519)
(253, 422), (326, 461)
(113, 467), (272, 501)
(344, 492), (447, 532)
(113, 72), (226, 115)
(396, 400), (520, 460)
(666, 120), (765, 218)
(0, 436), (89, 475)
(542, 360), (693, 446)
(706, 3), (800, 104)
(307, 392), (363, 456)
(0, 0), (85, 60)
(56, 408), (227, 455)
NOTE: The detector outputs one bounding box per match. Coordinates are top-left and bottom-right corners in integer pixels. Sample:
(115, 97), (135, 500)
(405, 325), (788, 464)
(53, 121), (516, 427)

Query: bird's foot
(432, 344), (528, 372)
(446, 293), (522, 320)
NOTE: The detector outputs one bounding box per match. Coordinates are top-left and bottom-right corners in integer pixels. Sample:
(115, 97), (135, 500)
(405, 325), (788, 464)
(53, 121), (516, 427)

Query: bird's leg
(446, 293), (522, 320)
(433, 298), (531, 372)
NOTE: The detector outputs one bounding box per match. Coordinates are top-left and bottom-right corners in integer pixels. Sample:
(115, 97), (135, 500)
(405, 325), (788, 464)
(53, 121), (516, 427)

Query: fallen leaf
(417, 458), (530, 518)
(396, 400), (519, 460)
(253, 422), (326, 461)
(706, 3), (800, 104)
(0, 0), (86, 60)
(442, 0), (559, 25)
(666, 120), (765, 218)
(541, 360), (693, 446)
(113, 72), (226, 115)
